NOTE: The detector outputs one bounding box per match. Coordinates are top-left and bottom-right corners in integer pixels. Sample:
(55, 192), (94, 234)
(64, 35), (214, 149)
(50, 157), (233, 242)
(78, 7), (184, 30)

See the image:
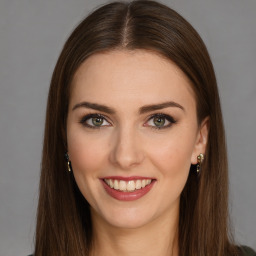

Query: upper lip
(101, 176), (156, 181)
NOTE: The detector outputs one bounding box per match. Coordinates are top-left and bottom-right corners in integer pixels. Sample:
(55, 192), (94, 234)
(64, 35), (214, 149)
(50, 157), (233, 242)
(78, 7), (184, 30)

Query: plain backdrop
(0, 0), (255, 255)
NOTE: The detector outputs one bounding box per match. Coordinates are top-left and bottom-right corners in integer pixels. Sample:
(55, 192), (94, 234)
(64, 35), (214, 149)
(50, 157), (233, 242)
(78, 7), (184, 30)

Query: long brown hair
(35, 1), (239, 255)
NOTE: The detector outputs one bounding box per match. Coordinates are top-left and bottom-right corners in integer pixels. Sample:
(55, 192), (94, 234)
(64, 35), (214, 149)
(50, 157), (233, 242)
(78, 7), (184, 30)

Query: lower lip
(101, 180), (156, 201)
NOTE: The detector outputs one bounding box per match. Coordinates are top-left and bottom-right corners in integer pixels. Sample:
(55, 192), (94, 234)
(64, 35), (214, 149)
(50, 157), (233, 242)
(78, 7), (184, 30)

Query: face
(66, 50), (208, 229)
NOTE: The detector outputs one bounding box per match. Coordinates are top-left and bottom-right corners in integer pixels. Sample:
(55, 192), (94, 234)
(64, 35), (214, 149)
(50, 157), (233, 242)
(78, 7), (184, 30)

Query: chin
(92, 204), (158, 230)
(106, 214), (154, 229)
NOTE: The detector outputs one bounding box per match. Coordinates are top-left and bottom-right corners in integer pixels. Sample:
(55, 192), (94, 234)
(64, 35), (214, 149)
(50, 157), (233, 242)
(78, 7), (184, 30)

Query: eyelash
(79, 113), (111, 129)
(146, 113), (177, 130)
(79, 113), (177, 130)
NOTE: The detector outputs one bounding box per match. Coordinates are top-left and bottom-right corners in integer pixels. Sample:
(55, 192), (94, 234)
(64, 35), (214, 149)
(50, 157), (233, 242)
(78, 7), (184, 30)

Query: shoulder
(240, 246), (256, 256)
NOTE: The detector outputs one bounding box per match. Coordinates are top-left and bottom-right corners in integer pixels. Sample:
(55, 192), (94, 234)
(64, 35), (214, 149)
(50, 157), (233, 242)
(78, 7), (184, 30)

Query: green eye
(145, 114), (176, 130)
(80, 114), (110, 128)
(92, 117), (104, 126)
(153, 116), (166, 127)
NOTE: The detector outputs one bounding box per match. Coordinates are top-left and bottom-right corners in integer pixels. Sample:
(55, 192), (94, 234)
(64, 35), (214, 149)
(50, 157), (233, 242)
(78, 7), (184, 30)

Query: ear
(191, 116), (210, 164)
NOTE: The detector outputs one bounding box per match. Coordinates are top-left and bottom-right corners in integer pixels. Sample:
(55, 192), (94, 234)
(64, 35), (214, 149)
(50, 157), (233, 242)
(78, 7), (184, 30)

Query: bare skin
(90, 204), (179, 256)
(66, 50), (209, 256)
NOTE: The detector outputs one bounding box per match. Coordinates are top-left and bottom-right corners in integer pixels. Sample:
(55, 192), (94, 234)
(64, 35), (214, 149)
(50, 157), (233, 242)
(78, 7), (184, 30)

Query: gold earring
(64, 152), (72, 172)
(196, 153), (204, 173)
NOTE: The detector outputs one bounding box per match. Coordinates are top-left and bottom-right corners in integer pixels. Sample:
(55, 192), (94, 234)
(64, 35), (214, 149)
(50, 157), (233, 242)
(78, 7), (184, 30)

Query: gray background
(0, 0), (255, 255)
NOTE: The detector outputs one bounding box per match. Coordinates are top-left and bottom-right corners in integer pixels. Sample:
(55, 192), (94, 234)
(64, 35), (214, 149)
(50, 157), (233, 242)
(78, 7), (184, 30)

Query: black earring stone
(64, 152), (69, 162)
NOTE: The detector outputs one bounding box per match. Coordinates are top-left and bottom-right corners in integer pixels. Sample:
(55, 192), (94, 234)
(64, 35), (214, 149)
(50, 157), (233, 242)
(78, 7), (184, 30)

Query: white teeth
(119, 180), (126, 191)
(135, 180), (142, 189)
(127, 181), (135, 191)
(104, 179), (152, 192)
(114, 180), (119, 190)
(109, 179), (114, 188)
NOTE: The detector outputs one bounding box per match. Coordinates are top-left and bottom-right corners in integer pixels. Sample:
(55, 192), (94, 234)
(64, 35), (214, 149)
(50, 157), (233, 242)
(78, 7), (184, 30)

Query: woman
(33, 1), (255, 255)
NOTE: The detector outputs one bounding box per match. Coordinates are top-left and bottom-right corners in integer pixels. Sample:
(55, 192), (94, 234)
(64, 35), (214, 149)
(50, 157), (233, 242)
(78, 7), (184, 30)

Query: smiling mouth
(103, 179), (153, 192)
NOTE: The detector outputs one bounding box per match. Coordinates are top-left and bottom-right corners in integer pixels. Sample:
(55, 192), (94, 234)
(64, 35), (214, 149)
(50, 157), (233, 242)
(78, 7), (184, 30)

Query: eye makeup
(78, 112), (177, 130)
(79, 113), (111, 129)
(144, 113), (177, 130)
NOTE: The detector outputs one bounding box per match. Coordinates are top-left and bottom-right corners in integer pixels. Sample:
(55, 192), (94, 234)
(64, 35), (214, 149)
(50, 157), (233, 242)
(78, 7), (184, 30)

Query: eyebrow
(72, 101), (185, 114)
(72, 102), (115, 114)
(139, 101), (185, 114)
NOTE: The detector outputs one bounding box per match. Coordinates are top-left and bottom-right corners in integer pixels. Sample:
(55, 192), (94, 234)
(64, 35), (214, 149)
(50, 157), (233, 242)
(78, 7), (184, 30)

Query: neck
(90, 208), (179, 256)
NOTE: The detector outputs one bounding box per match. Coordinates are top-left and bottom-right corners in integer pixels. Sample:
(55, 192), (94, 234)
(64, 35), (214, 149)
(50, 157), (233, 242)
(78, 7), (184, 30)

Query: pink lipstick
(100, 176), (156, 201)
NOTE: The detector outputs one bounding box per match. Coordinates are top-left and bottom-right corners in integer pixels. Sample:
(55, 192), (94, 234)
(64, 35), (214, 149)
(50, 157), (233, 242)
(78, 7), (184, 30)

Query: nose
(109, 126), (145, 170)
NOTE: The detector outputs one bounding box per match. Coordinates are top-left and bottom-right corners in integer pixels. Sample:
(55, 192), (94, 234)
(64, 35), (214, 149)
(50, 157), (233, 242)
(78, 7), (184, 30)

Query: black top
(240, 246), (256, 256)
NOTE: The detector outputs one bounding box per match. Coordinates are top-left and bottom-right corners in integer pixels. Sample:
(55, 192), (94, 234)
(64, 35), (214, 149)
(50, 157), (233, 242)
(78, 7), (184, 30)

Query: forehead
(70, 50), (196, 112)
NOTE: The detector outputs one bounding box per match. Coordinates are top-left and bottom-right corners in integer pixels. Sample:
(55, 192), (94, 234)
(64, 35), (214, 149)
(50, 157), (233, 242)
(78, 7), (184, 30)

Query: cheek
(148, 137), (194, 205)
(149, 130), (196, 169)
(146, 129), (196, 189)
(150, 143), (192, 181)
(67, 128), (109, 177)
(66, 128), (110, 205)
